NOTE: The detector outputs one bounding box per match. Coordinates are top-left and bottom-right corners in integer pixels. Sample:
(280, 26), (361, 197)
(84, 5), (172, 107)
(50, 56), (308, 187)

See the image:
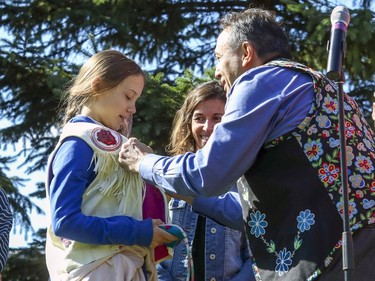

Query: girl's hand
(149, 219), (178, 248)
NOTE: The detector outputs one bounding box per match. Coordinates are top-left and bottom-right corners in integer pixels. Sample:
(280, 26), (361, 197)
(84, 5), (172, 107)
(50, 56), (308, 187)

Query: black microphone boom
(326, 6), (350, 81)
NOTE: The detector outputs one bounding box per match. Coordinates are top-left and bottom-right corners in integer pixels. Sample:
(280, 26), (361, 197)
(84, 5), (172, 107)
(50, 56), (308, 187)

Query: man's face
(214, 29), (244, 95)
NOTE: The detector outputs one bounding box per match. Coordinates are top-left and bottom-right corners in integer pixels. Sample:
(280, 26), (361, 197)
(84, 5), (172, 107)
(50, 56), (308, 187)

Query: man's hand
(118, 137), (153, 172)
(166, 192), (194, 205)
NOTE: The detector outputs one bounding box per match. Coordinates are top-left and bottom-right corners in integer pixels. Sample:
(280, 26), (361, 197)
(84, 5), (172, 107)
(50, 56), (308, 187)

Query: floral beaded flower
(275, 248), (292, 276)
(297, 210), (315, 233)
(248, 211), (268, 238)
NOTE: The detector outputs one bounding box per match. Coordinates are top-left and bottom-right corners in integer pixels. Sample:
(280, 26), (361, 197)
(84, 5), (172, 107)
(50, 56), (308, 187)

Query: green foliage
(0, 157), (42, 236)
(133, 68), (215, 154)
(0, 0), (373, 178)
(2, 229), (48, 281)
(294, 236), (303, 251)
(266, 240), (276, 253)
(282, 0), (375, 87)
(345, 8), (375, 83)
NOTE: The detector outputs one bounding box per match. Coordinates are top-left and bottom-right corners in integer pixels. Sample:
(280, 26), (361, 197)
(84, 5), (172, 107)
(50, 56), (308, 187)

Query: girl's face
(87, 74), (144, 135)
(191, 97), (225, 151)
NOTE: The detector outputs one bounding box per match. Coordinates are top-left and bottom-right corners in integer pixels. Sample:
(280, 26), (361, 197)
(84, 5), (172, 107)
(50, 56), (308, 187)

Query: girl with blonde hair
(46, 50), (175, 281)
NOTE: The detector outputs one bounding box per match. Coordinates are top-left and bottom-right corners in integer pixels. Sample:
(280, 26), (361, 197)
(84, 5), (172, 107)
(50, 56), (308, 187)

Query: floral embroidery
(304, 140), (323, 161)
(357, 142), (366, 151)
(355, 155), (374, 174)
(324, 83), (335, 92)
(370, 181), (375, 193)
(318, 163), (340, 184)
(363, 198), (375, 209)
(248, 209), (315, 276)
(275, 248), (292, 276)
(307, 270), (320, 281)
(316, 115), (331, 128)
(259, 60), (375, 279)
(345, 121), (356, 138)
(346, 146), (355, 166)
(349, 174), (365, 189)
(351, 114), (362, 129)
(307, 125), (318, 135)
(328, 138), (340, 148)
(355, 190), (364, 199)
(249, 211), (268, 238)
(322, 130), (330, 138)
(322, 96), (338, 114)
(364, 129), (375, 143)
(297, 210), (315, 232)
(363, 138), (373, 150)
(336, 201), (358, 219)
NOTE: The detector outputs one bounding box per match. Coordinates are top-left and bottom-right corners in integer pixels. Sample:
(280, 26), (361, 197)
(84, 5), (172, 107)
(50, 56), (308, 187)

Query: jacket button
(209, 254), (216, 260)
(210, 227), (217, 233)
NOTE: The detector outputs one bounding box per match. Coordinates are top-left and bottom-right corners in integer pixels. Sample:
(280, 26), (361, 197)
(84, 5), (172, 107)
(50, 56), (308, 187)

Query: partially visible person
(119, 8), (375, 281)
(157, 81), (255, 281)
(0, 187), (12, 281)
(45, 50), (176, 281)
(372, 92), (375, 128)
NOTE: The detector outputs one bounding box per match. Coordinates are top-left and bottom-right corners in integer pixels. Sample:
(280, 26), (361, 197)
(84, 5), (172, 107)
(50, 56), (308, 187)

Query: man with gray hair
(119, 8), (375, 280)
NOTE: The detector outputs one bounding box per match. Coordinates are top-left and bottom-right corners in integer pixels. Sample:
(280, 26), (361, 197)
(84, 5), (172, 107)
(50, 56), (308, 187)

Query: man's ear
(91, 76), (102, 92)
(241, 41), (255, 67)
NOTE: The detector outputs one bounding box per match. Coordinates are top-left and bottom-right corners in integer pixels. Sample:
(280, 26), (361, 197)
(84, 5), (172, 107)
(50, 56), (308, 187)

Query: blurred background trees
(0, 0), (374, 278)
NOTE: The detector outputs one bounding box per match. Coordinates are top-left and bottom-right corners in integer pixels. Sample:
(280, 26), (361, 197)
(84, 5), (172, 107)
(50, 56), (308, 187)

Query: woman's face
(191, 97), (225, 151)
(86, 74), (144, 136)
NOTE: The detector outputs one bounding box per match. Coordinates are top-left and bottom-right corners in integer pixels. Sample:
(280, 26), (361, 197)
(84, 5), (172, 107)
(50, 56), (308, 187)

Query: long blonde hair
(61, 50), (144, 126)
(166, 81), (226, 156)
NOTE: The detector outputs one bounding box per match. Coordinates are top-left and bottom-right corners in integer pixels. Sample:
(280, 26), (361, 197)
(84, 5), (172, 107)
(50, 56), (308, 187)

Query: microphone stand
(326, 6), (354, 279)
(333, 71), (355, 281)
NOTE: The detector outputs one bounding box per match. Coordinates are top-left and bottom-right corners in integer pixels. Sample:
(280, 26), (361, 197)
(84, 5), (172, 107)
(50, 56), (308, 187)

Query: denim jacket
(157, 197), (255, 281)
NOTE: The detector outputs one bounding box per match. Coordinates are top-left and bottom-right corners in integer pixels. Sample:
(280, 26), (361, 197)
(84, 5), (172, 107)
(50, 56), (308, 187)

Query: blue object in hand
(158, 224), (185, 248)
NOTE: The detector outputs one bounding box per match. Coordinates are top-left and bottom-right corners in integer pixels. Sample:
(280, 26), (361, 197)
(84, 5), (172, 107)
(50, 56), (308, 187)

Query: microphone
(326, 6), (351, 81)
